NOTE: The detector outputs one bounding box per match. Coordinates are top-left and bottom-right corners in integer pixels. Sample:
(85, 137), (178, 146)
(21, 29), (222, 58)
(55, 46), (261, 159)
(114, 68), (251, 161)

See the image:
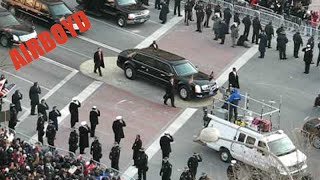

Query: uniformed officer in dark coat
(155, 0), (161, 10)
(12, 90), (22, 115)
(46, 120), (57, 151)
(180, 167), (193, 180)
(94, 47), (105, 77)
(29, 82), (41, 115)
(109, 142), (121, 170)
(68, 128), (78, 156)
(9, 104), (18, 130)
(49, 106), (61, 131)
(184, 0), (192, 25)
(276, 24), (284, 50)
(163, 77), (176, 107)
(137, 148), (148, 180)
(36, 113), (45, 144)
(79, 121), (90, 154)
(223, 8), (232, 33)
(160, 132), (174, 159)
(195, 0), (205, 33)
(293, 31), (303, 58)
(188, 152), (202, 179)
(264, 21), (274, 48)
(277, 31), (288, 60)
(242, 15), (251, 41)
(174, 0), (182, 16)
(233, 13), (240, 26)
(228, 67), (239, 89)
(203, 2), (212, 28)
(160, 157), (172, 180)
(112, 116), (126, 144)
(91, 137), (102, 163)
(38, 99), (49, 121)
(89, 106), (100, 137)
(302, 44), (313, 74)
(69, 98), (81, 128)
(132, 134), (142, 166)
(159, 1), (169, 24)
(258, 30), (268, 58)
(218, 20), (228, 44)
(307, 36), (315, 50)
(252, 16), (262, 44)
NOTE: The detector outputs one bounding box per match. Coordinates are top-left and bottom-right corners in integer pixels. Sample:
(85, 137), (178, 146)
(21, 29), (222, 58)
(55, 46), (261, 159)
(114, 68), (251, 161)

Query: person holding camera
(188, 152), (202, 179)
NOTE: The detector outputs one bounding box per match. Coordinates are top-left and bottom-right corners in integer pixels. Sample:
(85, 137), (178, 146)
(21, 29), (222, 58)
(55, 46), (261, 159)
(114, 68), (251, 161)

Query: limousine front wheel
(117, 16), (127, 27)
(179, 85), (190, 100)
(125, 65), (136, 80)
(0, 36), (9, 47)
(8, 6), (16, 16)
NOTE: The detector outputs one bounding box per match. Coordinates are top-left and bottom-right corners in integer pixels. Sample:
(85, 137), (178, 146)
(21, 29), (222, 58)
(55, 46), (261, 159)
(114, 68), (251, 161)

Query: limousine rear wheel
(124, 65), (136, 80)
(8, 6), (16, 16)
(179, 85), (190, 100)
(0, 36), (9, 47)
(117, 16), (127, 27)
(219, 148), (231, 163)
(312, 136), (320, 149)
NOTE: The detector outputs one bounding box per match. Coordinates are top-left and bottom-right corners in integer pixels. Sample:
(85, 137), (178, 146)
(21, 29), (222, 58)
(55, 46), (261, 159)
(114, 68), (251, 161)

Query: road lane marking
(77, 35), (122, 53)
(57, 45), (92, 59)
(39, 56), (76, 72)
(29, 81), (103, 142)
(123, 107), (197, 179)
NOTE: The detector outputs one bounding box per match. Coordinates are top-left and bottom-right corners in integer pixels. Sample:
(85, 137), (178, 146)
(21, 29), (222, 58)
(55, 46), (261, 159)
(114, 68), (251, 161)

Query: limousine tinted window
(48, 3), (72, 16)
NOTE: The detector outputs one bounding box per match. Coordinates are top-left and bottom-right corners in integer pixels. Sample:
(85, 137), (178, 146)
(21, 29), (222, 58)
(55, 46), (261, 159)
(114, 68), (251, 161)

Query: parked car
(117, 47), (218, 100)
(76, 0), (150, 27)
(1, 0), (82, 32)
(301, 117), (320, 149)
(0, 8), (37, 47)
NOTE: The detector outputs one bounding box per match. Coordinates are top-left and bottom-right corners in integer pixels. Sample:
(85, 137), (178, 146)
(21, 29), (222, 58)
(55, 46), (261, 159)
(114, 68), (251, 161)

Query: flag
(0, 79), (15, 98)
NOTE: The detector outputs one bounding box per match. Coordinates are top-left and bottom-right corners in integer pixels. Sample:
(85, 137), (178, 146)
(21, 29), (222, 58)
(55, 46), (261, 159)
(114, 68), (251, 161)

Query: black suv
(76, 0), (150, 27)
(1, 0), (82, 32)
(117, 47), (219, 100)
(0, 8), (37, 47)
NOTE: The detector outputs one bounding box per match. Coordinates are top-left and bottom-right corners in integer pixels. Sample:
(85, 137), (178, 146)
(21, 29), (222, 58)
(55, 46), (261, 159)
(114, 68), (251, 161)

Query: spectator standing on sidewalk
(89, 106), (100, 137)
(69, 98), (81, 128)
(302, 44), (313, 74)
(265, 21), (274, 48)
(112, 116), (126, 144)
(223, 7), (232, 34)
(293, 31), (303, 58)
(132, 134), (142, 166)
(11, 90), (22, 116)
(242, 15), (251, 41)
(68, 128), (78, 155)
(188, 152), (202, 179)
(160, 157), (172, 180)
(29, 82), (41, 115)
(230, 23), (239, 48)
(203, 2), (212, 28)
(258, 30), (268, 58)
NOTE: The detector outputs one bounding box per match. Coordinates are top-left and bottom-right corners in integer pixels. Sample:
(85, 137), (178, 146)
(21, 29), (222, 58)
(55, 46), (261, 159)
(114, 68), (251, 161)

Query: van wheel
(312, 136), (320, 149)
(8, 6), (16, 15)
(179, 85), (190, 100)
(0, 36), (10, 47)
(117, 16), (127, 27)
(124, 65), (136, 80)
(219, 148), (231, 163)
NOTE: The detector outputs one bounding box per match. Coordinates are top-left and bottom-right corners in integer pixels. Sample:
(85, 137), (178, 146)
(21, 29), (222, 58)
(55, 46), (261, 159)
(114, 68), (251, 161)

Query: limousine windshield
(173, 61), (198, 76)
(48, 3), (72, 16)
(0, 13), (20, 27)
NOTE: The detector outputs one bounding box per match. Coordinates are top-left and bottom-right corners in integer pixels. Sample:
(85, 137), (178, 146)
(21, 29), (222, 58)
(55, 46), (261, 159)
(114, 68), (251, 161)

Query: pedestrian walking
(252, 16), (262, 44)
(11, 90), (22, 115)
(226, 160), (239, 180)
(228, 67), (239, 89)
(109, 142), (121, 170)
(46, 120), (57, 151)
(68, 128), (78, 156)
(36, 113), (45, 144)
(230, 23), (239, 48)
(195, 0), (205, 33)
(188, 152), (202, 179)
(233, 12), (240, 26)
(159, 1), (169, 24)
(198, 172), (210, 180)
(155, 0), (161, 9)
(174, 0), (182, 16)
(276, 24), (284, 50)
(132, 134), (142, 166)
(223, 7), (232, 33)
(160, 132), (174, 159)
(93, 47), (105, 77)
(112, 116), (126, 144)
(89, 106), (100, 137)
(203, 2), (212, 28)
(160, 157), (172, 180)
(91, 137), (102, 163)
(302, 44), (313, 74)
(293, 31), (303, 58)
(242, 15), (251, 41)
(218, 20), (228, 44)
(184, 0), (192, 25)
(69, 98), (81, 128)
(163, 77), (176, 107)
(38, 99), (49, 121)
(49, 106), (61, 131)
(212, 13), (221, 40)
(264, 21), (274, 48)
(137, 148), (148, 180)
(258, 30), (268, 58)
(9, 104), (18, 130)
(79, 121), (90, 154)
(277, 31), (288, 60)
(29, 82), (41, 115)
(180, 167), (193, 180)
(317, 42), (320, 66)
(226, 88), (241, 122)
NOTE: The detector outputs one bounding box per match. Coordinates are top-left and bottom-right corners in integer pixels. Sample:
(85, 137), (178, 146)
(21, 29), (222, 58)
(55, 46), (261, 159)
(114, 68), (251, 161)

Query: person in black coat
(91, 137), (102, 163)
(68, 128), (78, 156)
(293, 31), (303, 58)
(184, 0), (192, 25)
(49, 106), (61, 131)
(242, 15), (251, 41)
(137, 148), (148, 180)
(233, 12), (240, 26)
(277, 32), (288, 60)
(195, 0), (205, 33)
(213, 4), (221, 19)
(112, 116), (126, 144)
(9, 104), (18, 130)
(258, 30), (268, 58)
(223, 8), (232, 33)
(180, 167), (193, 180)
(93, 47), (105, 76)
(159, 1), (169, 24)
(302, 44), (313, 74)
(264, 21), (274, 48)
(174, 0), (182, 16)
(218, 20), (228, 44)
(109, 142), (121, 170)
(159, 132), (174, 159)
(252, 16), (262, 44)
(29, 82), (41, 115)
(317, 42), (320, 67)
(36, 113), (45, 144)
(160, 157), (172, 180)
(89, 106), (100, 137)
(11, 90), (22, 115)
(155, 0), (161, 10)
(163, 77), (176, 107)
(69, 98), (81, 128)
(79, 121), (90, 154)
(38, 99), (49, 121)
(46, 121), (57, 151)
(203, 3), (212, 28)
(132, 134), (142, 166)
(228, 67), (239, 89)
(276, 25), (284, 50)
(188, 153), (202, 179)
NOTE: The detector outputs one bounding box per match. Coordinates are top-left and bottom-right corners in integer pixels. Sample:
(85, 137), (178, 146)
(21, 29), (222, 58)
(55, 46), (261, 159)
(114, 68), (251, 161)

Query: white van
(202, 114), (308, 176)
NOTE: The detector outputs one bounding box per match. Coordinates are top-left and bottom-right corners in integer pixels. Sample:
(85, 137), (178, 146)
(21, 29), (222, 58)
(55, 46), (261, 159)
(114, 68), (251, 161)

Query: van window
(237, 133), (246, 143)
(245, 136), (256, 148)
(257, 141), (267, 154)
(24, 0), (35, 7)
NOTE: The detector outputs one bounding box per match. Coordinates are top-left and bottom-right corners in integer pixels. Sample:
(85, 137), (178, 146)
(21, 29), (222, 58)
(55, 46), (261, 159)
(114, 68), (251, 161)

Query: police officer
(12, 90), (22, 116)
(302, 44), (313, 74)
(36, 113), (45, 144)
(38, 99), (49, 121)
(184, 0), (192, 25)
(9, 104), (18, 130)
(46, 120), (57, 151)
(49, 106), (61, 131)
(132, 134), (142, 166)
(264, 21), (274, 48)
(112, 116), (126, 144)
(226, 160), (239, 180)
(258, 30), (268, 58)
(277, 31), (288, 60)
(276, 24), (284, 50)
(160, 157), (172, 180)
(203, 2), (212, 28)
(137, 148), (148, 180)
(223, 7), (232, 33)
(160, 132), (174, 159)
(79, 121), (90, 154)
(69, 98), (81, 128)
(195, 0), (205, 33)
(180, 167), (193, 180)
(29, 82), (41, 115)
(68, 128), (78, 156)
(91, 137), (102, 163)
(109, 142), (121, 170)
(242, 15), (251, 41)
(252, 16), (262, 44)
(293, 31), (303, 58)
(163, 77), (176, 107)
(89, 106), (100, 137)
(174, 0), (182, 16)
(188, 152), (202, 179)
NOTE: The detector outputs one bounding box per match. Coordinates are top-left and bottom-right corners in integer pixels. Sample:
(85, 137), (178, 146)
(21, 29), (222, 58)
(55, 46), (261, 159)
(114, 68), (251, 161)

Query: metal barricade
(253, 4), (274, 12)
(259, 11), (284, 28)
(234, 5), (260, 19)
(210, 0), (234, 12)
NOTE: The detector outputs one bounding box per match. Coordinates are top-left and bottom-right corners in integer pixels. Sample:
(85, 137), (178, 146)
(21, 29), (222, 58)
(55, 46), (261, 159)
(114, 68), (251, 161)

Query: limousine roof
(138, 47), (185, 62)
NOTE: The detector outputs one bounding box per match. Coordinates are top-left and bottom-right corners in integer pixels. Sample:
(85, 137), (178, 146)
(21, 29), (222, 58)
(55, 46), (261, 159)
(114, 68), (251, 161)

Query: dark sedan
(302, 117), (320, 149)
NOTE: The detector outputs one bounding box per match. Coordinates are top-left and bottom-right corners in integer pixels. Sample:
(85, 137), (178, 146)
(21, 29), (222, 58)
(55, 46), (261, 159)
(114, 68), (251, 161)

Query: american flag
(0, 79), (15, 98)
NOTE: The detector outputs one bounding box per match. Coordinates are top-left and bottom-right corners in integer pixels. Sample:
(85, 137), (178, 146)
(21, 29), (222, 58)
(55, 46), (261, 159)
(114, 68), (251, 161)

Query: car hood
(179, 72), (215, 86)
(2, 24), (34, 36)
(118, 3), (147, 13)
(277, 149), (307, 167)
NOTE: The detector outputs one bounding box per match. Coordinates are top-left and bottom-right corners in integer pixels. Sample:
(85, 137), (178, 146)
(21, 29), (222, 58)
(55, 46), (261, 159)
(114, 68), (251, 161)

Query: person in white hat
(302, 44), (313, 74)
(89, 106), (100, 137)
(69, 98), (81, 128)
(79, 121), (90, 154)
(112, 116), (126, 144)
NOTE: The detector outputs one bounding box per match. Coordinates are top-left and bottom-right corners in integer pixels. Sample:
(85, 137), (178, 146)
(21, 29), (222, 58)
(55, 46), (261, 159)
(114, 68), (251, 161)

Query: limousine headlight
(195, 85), (201, 93)
(128, 14), (136, 19)
(12, 34), (19, 41)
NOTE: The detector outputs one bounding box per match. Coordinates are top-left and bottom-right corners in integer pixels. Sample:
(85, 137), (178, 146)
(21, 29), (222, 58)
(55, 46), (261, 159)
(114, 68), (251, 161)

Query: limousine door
(101, 0), (117, 16)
